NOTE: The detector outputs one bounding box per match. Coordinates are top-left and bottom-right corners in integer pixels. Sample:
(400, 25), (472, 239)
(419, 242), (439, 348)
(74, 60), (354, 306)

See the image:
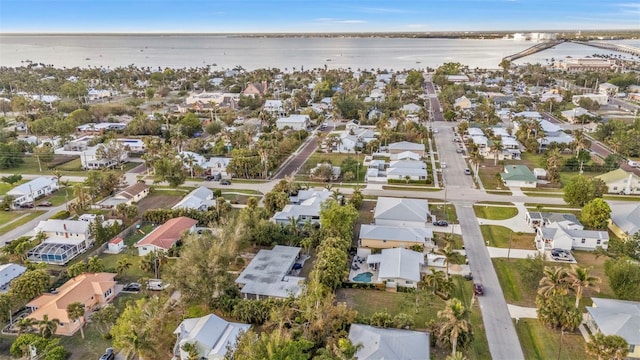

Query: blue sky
(1, 0), (638, 33)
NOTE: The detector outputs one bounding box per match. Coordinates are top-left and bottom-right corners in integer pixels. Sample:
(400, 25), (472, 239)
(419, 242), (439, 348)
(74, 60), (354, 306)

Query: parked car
(220, 179), (231, 185)
(473, 283), (484, 296)
(38, 201), (52, 207)
(441, 162), (447, 169)
(147, 279), (169, 291)
(464, 168), (472, 175)
(99, 348), (115, 360)
(456, 148), (464, 153)
(433, 220), (448, 227)
(551, 248), (572, 261)
(123, 282), (141, 292)
(19, 202), (35, 208)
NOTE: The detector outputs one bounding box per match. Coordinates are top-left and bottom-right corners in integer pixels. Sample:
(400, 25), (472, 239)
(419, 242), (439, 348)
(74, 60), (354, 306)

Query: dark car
(99, 348), (115, 360)
(123, 282), (141, 292)
(292, 263), (303, 270)
(473, 283), (484, 296)
(39, 201), (52, 207)
(433, 220), (449, 227)
(220, 179), (231, 185)
(19, 202), (35, 208)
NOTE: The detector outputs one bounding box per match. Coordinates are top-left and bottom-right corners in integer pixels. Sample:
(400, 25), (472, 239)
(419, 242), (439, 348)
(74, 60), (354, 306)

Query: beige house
(595, 169), (640, 195)
(359, 224), (433, 249)
(454, 96), (472, 110)
(242, 81), (268, 97)
(387, 141), (425, 157)
(99, 182), (150, 208)
(26, 273), (116, 336)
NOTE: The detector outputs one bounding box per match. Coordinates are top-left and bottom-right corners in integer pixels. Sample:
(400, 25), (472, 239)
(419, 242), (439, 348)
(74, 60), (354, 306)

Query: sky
(0, 0), (639, 33)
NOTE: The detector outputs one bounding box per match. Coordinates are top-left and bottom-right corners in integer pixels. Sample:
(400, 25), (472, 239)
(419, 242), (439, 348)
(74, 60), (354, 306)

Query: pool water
(353, 272), (373, 283)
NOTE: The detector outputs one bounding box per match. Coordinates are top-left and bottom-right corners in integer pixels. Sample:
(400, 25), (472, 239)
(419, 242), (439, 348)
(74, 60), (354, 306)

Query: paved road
(271, 125), (333, 180)
(0, 203), (67, 246)
(456, 204), (525, 360)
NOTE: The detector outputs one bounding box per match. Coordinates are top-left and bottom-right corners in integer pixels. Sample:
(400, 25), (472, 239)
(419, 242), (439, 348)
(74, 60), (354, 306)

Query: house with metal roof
(500, 165), (537, 188)
(172, 186), (215, 211)
(374, 197), (430, 228)
(272, 190), (331, 226)
(388, 141), (425, 157)
(535, 220), (609, 252)
(607, 201), (640, 239)
(27, 220), (93, 265)
(0, 263), (27, 293)
(366, 248), (425, 288)
(348, 324), (430, 359)
(585, 298), (640, 359)
(276, 114), (310, 131)
(7, 176), (58, 207)
(173, 314), (250, 360)
(235, 245), (304, 299)
(359, 224), (433, 249)
(595, 169), (640, 195)
(99, 182), (150, 209)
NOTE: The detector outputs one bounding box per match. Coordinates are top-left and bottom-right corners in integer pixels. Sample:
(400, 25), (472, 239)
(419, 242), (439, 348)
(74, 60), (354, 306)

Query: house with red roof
(134, 217), (197, 256)
(107, 237), (124, 254)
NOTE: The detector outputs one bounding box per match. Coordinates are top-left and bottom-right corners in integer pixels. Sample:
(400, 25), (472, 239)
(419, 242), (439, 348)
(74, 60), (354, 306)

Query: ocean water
(0, 35), (637, 70)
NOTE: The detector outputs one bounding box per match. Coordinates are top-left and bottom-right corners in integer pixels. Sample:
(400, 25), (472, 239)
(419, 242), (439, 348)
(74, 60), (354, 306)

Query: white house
(99, 182), (150, 209)
(235, 245), (304, 299)
(595, 169), (640, 195)
(272, 191), (331, 226)
(114, 138), (145, 153)
(598, 82), (619, 96)
(7, 176), (58, 206)
(454, 96), (473, 110)
(366, 248), (425, 288)
(173, 314), (250, 360)
(536, 221), (609, 252)
(390, 151), (420, 161)
(348, 324), (430, 360)
(0, 263), (27, 293)
(80, 144), (129, 170)
(560, 107), (595, 123)
(386, 160), (428, 181)
(276, 114), (310, 131)
(374, 197), (430, 228)
(107, 237), (125, 254)
(607, 202), (640, 239)
(388, 141), (425, 157)
(359, 224), (433, 249)
(585, 298), (640, 359)
(572, 94), (609, 106)
(402, 103), (421, 114)
(263, 99), (284, 115)
(172, 186), (215, 211)
(27, 220), (93, 265)
(500, 165), (537, 188)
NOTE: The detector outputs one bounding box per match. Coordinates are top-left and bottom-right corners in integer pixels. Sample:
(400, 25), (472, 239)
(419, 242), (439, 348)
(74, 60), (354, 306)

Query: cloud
(315, 18), (366, 24)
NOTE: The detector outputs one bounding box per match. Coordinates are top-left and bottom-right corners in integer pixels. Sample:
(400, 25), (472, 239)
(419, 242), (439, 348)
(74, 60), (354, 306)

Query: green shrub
(50, 210), (70, 219)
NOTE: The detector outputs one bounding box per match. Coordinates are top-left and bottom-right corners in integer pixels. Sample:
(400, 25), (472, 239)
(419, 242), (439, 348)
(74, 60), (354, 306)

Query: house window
(629, 345), (635, 353)
(104, 288), (112, 298)
(581, 239), (586, 244)
(597, 240), (601, 245)
(613, 186), (618, 191)
(406, 281), (413, 285)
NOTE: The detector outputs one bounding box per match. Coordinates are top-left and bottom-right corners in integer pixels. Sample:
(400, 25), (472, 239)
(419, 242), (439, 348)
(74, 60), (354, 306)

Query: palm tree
(585, 333), (629, 360)
(438, 244), (457, 280)
(490, 140), (503, 166)
(16, 317), (37, 335)
(437, 298), (472, 355)
(423, 269), (447, 295)
(66, 302), (86, 339)
(116, 258), (133, 277)
(446, 352), (469, 360)
(38, 314), (60, 338)
(567, 265), (601, 308)
(538, 266), (569, 298)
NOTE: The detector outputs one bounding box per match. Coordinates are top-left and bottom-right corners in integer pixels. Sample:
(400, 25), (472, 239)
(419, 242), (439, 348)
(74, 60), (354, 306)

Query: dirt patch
(136, 194), (182, 214)
(572, 251), (613, 298)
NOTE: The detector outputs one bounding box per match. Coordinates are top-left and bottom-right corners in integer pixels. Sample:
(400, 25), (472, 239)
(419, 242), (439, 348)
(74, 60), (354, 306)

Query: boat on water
(325, 58), (332, 61)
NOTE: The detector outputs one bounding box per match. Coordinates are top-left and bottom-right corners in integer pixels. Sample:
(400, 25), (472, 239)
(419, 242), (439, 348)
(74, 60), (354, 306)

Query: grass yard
(434, 232), (465, 250)
(524, 203), (578, 210)
(0, 210), (46, 236)
(559, 171), (601, 187)
(0, 181), (22, 195)
(100, 249), (149, 284)
(301, 152), (367, 183)
(480, 225), (536, 249)
(492, 258), (539, 307)
(382, 185), (441, 191)
(515, 319), (588, 360)
(473, 205), (518, 220)
(42, 189), (69, 206)
(478, 164), (504, 190)
(222, 194), (252, 204)
(523, 192), (564, 198)
(124, 223), (157, 246)
(221, 189), (263, 195)
(0, 210), (27, 224)
(570, 251), (614, 302)
(429, 204), (459, 224)
(485, 190), (513, 195)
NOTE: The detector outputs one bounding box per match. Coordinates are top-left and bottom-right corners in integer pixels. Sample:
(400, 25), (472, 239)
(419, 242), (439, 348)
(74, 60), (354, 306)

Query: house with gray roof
(585, 298), (640, 359)
(595, 169), (640, 195)
(7, 176), (58, 207)
(235, 245), (304, 299)
(359, 224), (433, 249)
(607, 201), (640, 239)
(535, 221), (609, 252)
(366, 248), (425, 288)
(374, 197), (430, 228)
(348, 324), (430, 360)
(272, 190), (331, 226)
(0, 263), (27, 293)
(388, 141), (425, 157)
(172, 186), (215, 211)
(173, 313), (250, 360)
(525, 211), (581, 228)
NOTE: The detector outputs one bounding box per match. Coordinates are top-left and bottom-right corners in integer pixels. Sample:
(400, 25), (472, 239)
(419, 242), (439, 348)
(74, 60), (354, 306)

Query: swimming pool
(353, 272), (374, 283)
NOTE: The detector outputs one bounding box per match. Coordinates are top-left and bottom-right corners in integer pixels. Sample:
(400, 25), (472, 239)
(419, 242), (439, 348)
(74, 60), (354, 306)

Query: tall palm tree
(446, 352), (469, 360)
(438, 244), (457, 280)
(423, 269), (447, 295)
(116, 258), (133, 277)
(538, 266), (569, 298)
(38, 314), (60, 338)
(437, 298), (472, 355)
(16, 317), (37, 335)
(567, 265), (601, 308)
(490, 140), (503, 166)
(66, 302), (86, 339)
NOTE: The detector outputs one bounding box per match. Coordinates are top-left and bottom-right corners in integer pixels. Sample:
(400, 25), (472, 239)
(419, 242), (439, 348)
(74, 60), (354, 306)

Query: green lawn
(478, 165), (503, 190)
(434, 233), (465, 250)
(100, 249), (148, 284)
(382, 185), (442, 191)
(0, 210), (46, 236)
(124, 224), (156, 246)
(42, 189), (70, 206)
(221, 189), (263, 195)
(559, 171), (601, 187)
(429, 204), (459, 224)
(302, 152), (366, 182)
(473, 205), (518, 220)
(515, 319), (588, 360)
(523, 192), (564, 198)
(492, 258), (538, 307)
(485, 190), (513, 195)
(480, 225), (536, 249)
(0, 211), (26, 224)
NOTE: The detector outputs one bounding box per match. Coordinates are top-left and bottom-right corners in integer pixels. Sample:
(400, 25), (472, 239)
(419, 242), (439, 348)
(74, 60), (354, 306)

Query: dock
(502, 40), (565, 62)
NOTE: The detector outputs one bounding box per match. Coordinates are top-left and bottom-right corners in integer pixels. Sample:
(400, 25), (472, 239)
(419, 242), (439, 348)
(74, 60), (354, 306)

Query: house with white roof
(389, 151), (420, 161)
(561, 107), (595, 123)
(263, 99), (285, 115)
(598, 82), (619, 96)
(272, 190), (331, 226)
(7, 176), (58, 206)
(348, 324), (430, 360)
(513, 111), (542, 120)
(388, 141), (425, 157)
(536, 221), (609, 252)
(27, 220), (93, 265)
(366, 248), (425, 288)
(607, 201), (640, 239)
(386, 160), (428, 181)
(172, 186), (215, 211)
(359, 224), (433, 249)
(572, 94), (609, 106)
(173, 314), (250, 360)
(276, 114), (310, 131)
(80, 144), (129, 170)
(401, 103), (421, 114)
(585, 298), (640, 359)
(374, 197), (430, 228)
(235, 245), (304, 299)
(454, 96), (473, 110)
(114, 138), (145, 153)
(99, 182), (150, 209)
(76, 123), (126, 134)
(0, 263), (27, 293)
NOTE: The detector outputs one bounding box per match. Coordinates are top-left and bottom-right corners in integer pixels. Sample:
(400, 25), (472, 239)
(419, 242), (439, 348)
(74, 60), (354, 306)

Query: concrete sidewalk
(487, 247), (538, 259)
(476, 202), (535, 234)
(508, 304), (537, 319)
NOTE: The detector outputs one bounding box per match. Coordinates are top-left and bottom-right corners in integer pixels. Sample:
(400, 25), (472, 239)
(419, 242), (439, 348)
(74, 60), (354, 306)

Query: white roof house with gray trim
(0, 263), (27, 293)
(172, 186), (215, 211)
(585, 298), (640, 358)
(607, 201), (640, 239)
(235, 245), (304, 299)
(173, 313), (250, 360)
(7, 176), (59, 206)
(348, 324), (430, 359)
(536, 220), (609, 252)
(367, 248), (425, 288)
(374, 197), (430, 228)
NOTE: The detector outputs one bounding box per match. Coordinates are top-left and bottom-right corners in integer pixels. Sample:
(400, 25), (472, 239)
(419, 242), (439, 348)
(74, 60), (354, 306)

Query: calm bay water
(0, 35), (637, 71)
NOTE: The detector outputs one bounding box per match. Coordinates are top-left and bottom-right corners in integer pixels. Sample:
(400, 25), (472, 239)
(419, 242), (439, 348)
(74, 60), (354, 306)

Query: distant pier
(502, 39), (640, 63)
